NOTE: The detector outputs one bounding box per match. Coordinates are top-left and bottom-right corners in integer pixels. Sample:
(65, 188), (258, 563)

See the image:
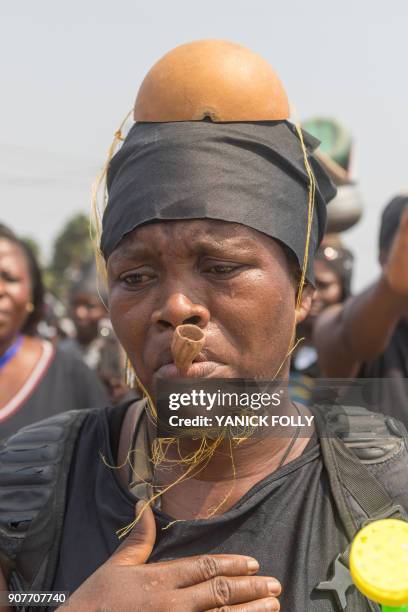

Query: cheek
(108, 289), (151, 358)
(9, 281), (32, 310)
(326, 283), (342, 304)
(214, 272), (296, 374)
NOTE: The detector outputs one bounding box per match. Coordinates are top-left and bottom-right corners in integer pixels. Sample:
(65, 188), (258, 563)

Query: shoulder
(51, 346), (109, 400)
(0, 402), (131, 539)
(312, 403), (408, 513)
(0, 407), (108, 588)
(52, 345), (92, 371)
(312, 403), (408, 455)
(0, 407), (110, 524)
(0, 400), (131, 464)
(0, 408), (97, 457)
(0, 411), (92, 547)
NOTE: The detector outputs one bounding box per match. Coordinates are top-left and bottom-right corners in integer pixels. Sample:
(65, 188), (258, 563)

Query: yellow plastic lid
(350, 519), (408, 606)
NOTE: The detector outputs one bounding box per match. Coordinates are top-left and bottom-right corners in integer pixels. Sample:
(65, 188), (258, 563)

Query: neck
(76, 329), (98, 347)
(0, 333), (21, 358)
(152, 400), (313, 520)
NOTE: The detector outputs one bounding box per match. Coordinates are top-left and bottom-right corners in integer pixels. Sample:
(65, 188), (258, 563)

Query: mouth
(154, 360), (222, 379)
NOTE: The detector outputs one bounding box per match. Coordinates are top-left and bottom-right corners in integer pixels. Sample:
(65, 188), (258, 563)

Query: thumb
(113, 501), (156, 566)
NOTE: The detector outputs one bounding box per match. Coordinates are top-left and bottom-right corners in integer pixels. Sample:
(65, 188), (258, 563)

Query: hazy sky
(1, 0), (407, 290)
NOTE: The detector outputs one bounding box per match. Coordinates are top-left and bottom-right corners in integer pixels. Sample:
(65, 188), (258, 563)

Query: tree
(48, 213), (94, 300)
(21, 236), (42, 263)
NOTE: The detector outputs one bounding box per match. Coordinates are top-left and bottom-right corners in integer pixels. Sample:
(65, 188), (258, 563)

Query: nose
(74, 306), (89, 320)
(151, 293), (210, 330)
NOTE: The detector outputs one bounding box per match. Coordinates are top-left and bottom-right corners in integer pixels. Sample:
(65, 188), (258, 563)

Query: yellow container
(350, 519), (408, 607)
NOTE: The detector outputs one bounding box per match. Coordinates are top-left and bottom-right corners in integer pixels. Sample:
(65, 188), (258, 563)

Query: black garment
(0, 348), (108, 440)
(358, 318), (408, 428)
(102, 121), (336, 280)
(52, 404), (368, 611)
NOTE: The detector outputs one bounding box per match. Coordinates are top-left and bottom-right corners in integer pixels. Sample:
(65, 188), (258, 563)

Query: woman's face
(0, 238), (32, 343)
(107, 220), (312, 397)
(309, 259), (343, 319)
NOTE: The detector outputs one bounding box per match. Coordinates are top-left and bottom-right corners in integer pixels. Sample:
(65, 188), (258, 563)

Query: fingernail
(265, 599), (280, 611)
(267, 578), (281, 594)
(246, 558), (259, 572)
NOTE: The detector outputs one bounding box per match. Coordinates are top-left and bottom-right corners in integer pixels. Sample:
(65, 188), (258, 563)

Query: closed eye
(0, 271), (21, 283)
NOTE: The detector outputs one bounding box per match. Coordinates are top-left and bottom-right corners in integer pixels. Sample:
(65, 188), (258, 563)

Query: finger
(157, 554), (260, 588)
(206, 597), (280, 612)
(184, 575), (281, 609)
(112, 501), (156, 566)
(205, 596), (280, 611)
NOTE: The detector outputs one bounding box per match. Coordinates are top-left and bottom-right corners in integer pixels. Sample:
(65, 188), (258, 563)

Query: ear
(295, 283), (315, 325)
(378, 248), (387, 267)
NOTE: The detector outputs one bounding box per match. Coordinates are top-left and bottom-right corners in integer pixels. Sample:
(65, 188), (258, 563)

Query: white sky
(1, 0), (407, 290)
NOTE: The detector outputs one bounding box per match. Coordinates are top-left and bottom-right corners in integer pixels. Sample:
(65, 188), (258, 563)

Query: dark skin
(1, 220), (314, 612)
(107, 221), (312, 390)
(0, 238), (43, 409)
(310, 260), (342, 320)
(71, 292), (107, 346)
(108, 221), (313, 521)
(295, 259), (343, 346)
(315, 208), (408, 377)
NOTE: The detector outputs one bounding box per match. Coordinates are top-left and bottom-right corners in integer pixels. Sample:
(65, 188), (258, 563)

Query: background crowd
(0, 117), (407, 442)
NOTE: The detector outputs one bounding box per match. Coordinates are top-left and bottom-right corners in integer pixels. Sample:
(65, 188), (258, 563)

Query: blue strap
(0, 335), (23, 369)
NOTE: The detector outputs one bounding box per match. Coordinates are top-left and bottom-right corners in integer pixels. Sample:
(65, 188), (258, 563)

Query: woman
(0, 41), (406, 612)
(290, 239), (354, 404)
(0, 225), (108, 440)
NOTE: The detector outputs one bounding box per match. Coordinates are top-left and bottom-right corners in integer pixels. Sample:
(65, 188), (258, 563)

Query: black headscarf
(101, 120), (336, 280)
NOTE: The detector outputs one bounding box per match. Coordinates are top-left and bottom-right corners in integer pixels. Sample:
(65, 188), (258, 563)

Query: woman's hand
(62, 502), (281, 612)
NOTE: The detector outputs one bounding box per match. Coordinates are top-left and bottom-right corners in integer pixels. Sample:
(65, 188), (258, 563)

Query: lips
(154, 360), (222, 379)
(153, 346), (224, 379)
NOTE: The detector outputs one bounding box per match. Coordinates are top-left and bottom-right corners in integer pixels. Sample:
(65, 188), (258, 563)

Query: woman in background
(290, 238), (354, 404)
(0, 225), (108, 440)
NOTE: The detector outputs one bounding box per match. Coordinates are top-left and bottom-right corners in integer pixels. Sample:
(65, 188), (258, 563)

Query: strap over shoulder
(313, 404), (408, 535)
(313, 404), (408, 612)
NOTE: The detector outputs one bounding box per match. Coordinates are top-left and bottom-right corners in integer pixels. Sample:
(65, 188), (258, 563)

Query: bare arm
(314, 209), (408, 377)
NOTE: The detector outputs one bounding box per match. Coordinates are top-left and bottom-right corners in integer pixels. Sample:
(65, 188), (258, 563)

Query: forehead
(0, 238), (29, 269)
(314, 259), (339, 281)
(108, 219), (279, 260)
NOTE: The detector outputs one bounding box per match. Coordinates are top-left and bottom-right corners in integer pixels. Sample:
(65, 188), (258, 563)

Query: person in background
(290, 117), (359, 406)
(0, 224), (108, 440)
(314, 194), (408, 425)
(59, 259), (131, 403)
(0, 40), (407, 612)
(290, 236), (354, 405)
